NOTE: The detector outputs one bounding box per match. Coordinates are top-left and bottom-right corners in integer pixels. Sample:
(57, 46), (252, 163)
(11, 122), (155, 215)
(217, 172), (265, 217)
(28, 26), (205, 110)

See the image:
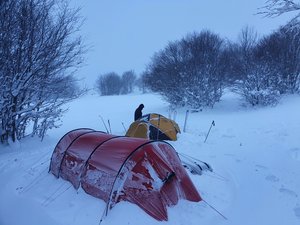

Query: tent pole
(99, 115), (109, 133)
(108, 119), (112, 134)
(121, 122), (127, 133)
(156, 114), (161, 140)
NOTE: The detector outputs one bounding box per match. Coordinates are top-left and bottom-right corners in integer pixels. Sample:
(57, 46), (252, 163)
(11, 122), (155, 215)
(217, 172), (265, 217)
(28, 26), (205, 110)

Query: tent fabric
(125, 113), (181, 141)
(49, 128), (96, 177)
(49, 129), (201, 221)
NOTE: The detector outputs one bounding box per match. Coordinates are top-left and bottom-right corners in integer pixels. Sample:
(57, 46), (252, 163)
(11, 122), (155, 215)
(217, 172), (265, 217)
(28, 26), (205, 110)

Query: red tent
(49, 128), (201, 221)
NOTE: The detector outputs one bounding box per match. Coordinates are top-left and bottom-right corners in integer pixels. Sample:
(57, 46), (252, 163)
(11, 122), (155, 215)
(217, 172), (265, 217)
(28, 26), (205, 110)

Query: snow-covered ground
(0, 91), (300, 225)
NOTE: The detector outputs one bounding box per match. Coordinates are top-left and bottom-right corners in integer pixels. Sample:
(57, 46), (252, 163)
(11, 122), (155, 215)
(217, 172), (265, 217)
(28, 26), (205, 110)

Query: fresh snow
(0, 91), (300, 225)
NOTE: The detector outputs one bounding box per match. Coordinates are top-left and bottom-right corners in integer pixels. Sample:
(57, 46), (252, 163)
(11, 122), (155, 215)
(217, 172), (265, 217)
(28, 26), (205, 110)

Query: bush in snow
(256, 25), (300, 94)
(142, 25), (299, 108)
(95, 71), (137, 96)
(135, 73), (148, 93)
(0, 0), (85, 144)
(231, 26), (282, 106)
(120, 70), (137, 94)
(234, 24), (300, 106)
(143, 31), (225, 108)
(234, 66), (281, 106)
(96, 72), (122, 96)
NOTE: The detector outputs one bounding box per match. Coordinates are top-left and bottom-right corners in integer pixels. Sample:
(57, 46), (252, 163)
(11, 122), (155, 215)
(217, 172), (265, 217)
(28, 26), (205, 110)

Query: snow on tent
(126, 113), (181, 141)
(49, 128), (201, 221)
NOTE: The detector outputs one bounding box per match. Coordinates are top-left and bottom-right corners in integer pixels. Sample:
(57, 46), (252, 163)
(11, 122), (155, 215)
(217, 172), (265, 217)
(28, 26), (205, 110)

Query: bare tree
(121, 70), (136, 94)
(144, 31), (225, 108)
(232, 25), (300, 106)
(259, 0), (300, 27)
(235, 61), (280, 106)
(96, 72), (122, 96)
(259, 0), (300, 17)
(136, 73), (148, 93)
(235, 26), (259, 83)
(257, 26), (300, 94)
(0, 0), (85, 143)
(232, 27), (280, 106)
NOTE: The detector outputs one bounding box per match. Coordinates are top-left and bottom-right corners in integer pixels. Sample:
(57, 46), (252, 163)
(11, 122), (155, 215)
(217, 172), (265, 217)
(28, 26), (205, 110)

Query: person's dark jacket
(134, 104), (144, 121)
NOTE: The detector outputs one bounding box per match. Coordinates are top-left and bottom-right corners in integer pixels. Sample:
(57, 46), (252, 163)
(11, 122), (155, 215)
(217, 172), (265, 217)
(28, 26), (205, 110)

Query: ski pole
(183, 110), (189, 133)
(173, 110), (177, 121)
(204, 120), (215, 143)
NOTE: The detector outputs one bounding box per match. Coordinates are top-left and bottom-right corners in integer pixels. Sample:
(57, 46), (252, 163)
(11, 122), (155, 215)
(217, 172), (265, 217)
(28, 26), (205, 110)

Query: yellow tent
(126, 113), (181, 141)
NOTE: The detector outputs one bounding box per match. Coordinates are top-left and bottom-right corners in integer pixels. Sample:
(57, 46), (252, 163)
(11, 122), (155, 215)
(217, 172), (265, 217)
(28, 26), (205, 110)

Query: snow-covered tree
(233, 25), (300, 106)
(143, 39), (186, 106)
(234, 62), (280, 106)
(144, 31), (225, 108)
(0, 0), (85, 143)
(259, 0), (300, 27)
(136, 73), (148, 93)
(96, 70), (137, 96)
(256, 26), (300, 94)
(121, 70), (136, 94)
(260, 0), (300, 17)
(96, 72), (122, 96)
(232, 27), (281, 106)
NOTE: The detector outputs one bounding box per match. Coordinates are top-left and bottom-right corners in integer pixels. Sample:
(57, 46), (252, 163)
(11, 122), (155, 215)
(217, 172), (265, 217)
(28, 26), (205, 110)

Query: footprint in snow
(223, 153), (242, 163)
(265, 174), (279, 183)
(294, 206), (300, 219)
(255, 164), (268, 171)
(279, 187), (298, 198)
(221, 134), (235, 138)
(290, 148), (300, 161)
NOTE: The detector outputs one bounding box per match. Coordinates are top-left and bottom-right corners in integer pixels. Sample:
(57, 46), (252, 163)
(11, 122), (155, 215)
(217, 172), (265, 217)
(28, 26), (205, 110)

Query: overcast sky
(71, 0), (295, 87)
